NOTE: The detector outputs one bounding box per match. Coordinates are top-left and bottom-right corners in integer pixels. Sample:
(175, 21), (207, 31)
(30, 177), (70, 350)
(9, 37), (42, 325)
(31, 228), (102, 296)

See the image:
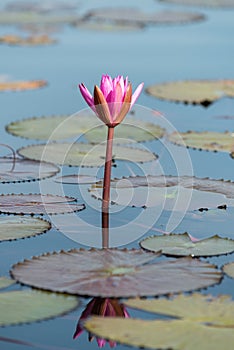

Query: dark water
(0, 0), (234, 349)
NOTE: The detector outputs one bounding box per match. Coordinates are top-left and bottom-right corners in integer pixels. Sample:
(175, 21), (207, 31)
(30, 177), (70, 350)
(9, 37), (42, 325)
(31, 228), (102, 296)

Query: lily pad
(18, 143), (157, 167)
(90, 175), (234, 209)
(85, 8), (205, 26)
(0, 194), (85, 215)
(140, 233), (234, 257)
(0, 216), (51, 242)
(6, 114), (97, 140)
(167, 131), (234, 155)
(84, 122), (165, 144)
(0, 157), (59, 183)
(146, 80), (234, 106)
(11, 249), (221, 297)
(6, 114), (164, 143)
(0, 290), (79, 326)
(73, 20), (142, 32)
(0, 80), (47, 92)
(85, 294), (234, 350)
(5, 1), (77, 13)
(0, 34), (56, 46)
(125, 293), (234, 324)
(223, 262), (234, 278)
(159, 0), (234, 8)
(0, 11), (79, 26)
(55, 174), (98, 184)
(0, 277), (15, 290)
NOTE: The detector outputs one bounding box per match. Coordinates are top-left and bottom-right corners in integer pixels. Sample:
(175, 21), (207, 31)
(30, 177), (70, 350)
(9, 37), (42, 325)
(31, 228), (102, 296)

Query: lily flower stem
(102, 126), (114, 249)
(102, 126), (114, 211)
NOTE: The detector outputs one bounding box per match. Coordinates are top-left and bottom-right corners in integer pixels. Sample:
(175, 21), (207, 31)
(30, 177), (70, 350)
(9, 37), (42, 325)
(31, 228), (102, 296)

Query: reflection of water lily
(73, 297), (129, 347)
(79, 74), (143, 127)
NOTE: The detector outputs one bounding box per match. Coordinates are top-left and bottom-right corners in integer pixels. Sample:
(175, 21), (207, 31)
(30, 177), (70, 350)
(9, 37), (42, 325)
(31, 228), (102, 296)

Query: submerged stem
(0, 143), (16, 172)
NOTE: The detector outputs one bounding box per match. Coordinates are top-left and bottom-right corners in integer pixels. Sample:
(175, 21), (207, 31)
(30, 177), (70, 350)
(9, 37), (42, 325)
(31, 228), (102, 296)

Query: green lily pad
(6, 114), (98, 140)
(55, 174), (98, 184)
(90, 175), (234, 209)
(159, 0), (234, 8)
(18, 143), (157, 167)
(167, 131), (234, 155)
(223, 262), (234, 278)
(73, 20), (142, 32)
(0, 194), (85, 215)
(0, 277), (15, 290)
(0, 157), (59, 183)
(6, 114), (164, 143)
(140, 233), (234, 257)
(11, 249), (221, 297)
(85, 8), (205, 26)
(84, 122), (165, 144)
(5, 1), (77, 13)
(85, 294), (234, 350)
(125, 294), (234, 325)
(146, 80), (234, 106)
(0, 290), (79, 326)
(0, 216), (51, 242)
(0, 80), (47, 92)
(0, 11), (79, 26)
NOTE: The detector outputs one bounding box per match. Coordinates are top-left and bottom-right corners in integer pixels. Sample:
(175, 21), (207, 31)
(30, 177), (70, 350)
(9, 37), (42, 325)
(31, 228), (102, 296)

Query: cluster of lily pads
(0, 1), (234, 350)
(0, 90), (234, 348)
(1, 0), (233, 48)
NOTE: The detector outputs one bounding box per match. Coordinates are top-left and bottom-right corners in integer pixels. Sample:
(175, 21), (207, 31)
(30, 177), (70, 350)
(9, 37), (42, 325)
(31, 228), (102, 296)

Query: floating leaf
(0, 34), (56, 46)
(18, 143), (157, 167)
(0, 277), (15, 290)
(85, 8), (205, 26)
(0, 80), (47, 92)
(159, 0), (234, 8)
(6, 114), (164, 143)
(84, 122), (165, 144)
(223, 262), (234, 279)
(85, 294), (234, 350)
(125, 294), (234, 325)
(6, 114), (97, 140)
(0, 11), (79, 26)
(73, 20), (142, 32)
(0, 290), (79, 326)
(11, 249), (221, 297)
(90, 175), (234, 209)
(146, 80), (234, 106)
(0, 194), (85, 215)
(0, 157), (59, 183)
(55, 174), (98, 184)
(140, 233), (234, 257)
(0, 216), (51, 242)
(5, 1), (77, 13)
(168, 131), (234, 155)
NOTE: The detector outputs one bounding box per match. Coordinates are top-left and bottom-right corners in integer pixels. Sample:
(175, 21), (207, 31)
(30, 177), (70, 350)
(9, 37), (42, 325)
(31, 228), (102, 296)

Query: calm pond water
(0, 0), (234, 349)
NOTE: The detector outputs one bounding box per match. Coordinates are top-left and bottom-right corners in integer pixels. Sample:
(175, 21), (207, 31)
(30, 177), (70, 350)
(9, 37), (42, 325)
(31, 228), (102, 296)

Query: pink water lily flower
(73, 297), (129, 348)
(79, 75), (144, 127)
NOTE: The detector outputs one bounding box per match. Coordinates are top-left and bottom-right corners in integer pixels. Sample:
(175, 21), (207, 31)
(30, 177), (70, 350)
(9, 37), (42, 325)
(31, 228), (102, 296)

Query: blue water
(0, 0), (234, 349)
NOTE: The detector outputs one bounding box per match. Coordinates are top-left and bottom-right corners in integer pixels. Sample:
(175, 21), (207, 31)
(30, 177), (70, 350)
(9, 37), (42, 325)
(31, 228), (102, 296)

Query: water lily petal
(79, 84), (95, 109)
(94, 85), (111, 125)
(114, 83), (132, 125)
(107, 82), (123, 121)
(131, 82), (144, 107)
(100, 75), (113, 98)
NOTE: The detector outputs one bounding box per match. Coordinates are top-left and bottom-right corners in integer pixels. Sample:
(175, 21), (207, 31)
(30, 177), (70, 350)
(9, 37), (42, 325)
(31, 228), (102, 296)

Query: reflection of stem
(102, 210), (109, 248)
(101, 126), (114, 249)
(0, 143), (16, 172)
